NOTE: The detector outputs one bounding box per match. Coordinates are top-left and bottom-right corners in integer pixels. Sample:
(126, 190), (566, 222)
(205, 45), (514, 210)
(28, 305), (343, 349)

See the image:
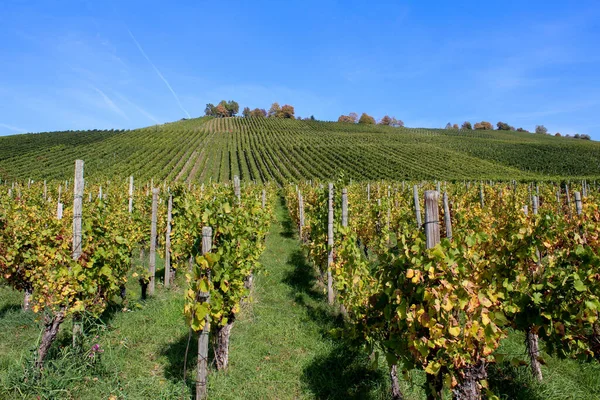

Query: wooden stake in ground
(298, 191), (304, 238)
(149, 188), (159, 296)
(129, 176), (134, 213)
(424, 190), (440, 249)
(72, 160), (84, 260)
(443, 192), (452, 240)
(342, 188), (348, 228)
(196, 226), (212, 400)
(72, 160), (84, 347)
(413, 185), (422, 229)
(423, 190), (444, 398)
(327, 183), (334, 305)
(234, 175), (241, 203)
(565, 183), (572, 216)
(479, 184), (485, 208)
(574, 191), (582, 215)
(527, 195), (544, 383)
(164, 194), (173, 288)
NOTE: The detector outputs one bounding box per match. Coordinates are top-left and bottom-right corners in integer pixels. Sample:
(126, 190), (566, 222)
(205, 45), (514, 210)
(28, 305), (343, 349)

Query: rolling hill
(1, 117), (599, 183)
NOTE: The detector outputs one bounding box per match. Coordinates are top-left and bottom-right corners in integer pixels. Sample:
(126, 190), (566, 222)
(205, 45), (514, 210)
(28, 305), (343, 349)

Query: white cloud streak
(0, 123), (27, 133)
(127, 29), (191, 118)
(92, 86), (129, 120)
(112, 91), (160, 124)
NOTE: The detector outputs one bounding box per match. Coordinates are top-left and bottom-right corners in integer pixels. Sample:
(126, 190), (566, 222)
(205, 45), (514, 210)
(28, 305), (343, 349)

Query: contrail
(0, 123), (27, 133)
(127, 29), (191, 118)
(92, 86), (129, 120)
(113, 91), (160, 124)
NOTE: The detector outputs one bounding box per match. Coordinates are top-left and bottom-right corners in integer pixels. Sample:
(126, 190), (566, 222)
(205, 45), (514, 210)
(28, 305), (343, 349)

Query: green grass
(1, 199), (600, 399)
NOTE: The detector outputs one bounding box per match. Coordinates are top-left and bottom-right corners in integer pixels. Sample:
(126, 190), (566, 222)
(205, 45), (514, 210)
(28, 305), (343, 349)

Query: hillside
(1, 117), (599, 183)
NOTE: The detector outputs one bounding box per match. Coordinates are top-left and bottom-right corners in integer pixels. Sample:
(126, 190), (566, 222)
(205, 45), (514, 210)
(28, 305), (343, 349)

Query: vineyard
(0, 163), (276, 399)
(286, 179), (600, 399)
(2, 117), (600, 399)
(2, 117), (600, 183)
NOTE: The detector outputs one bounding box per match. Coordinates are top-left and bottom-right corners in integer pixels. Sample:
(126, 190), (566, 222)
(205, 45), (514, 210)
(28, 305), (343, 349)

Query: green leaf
(574, 279), (587, 292)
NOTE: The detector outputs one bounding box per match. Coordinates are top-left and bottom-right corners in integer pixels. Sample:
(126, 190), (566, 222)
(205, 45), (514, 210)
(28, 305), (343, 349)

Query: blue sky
(1, 0), (599, 137)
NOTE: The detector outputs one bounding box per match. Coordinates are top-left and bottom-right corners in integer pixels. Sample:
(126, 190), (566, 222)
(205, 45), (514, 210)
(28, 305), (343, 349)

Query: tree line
(203, 100), (590, 140)
(443, 121), (591, 140)
(338, 112), (404, 127)
(205, 100), (316, 120)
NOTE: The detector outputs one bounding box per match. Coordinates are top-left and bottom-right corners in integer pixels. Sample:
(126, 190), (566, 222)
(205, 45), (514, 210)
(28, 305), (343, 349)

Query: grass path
(208, 197), (391, 399)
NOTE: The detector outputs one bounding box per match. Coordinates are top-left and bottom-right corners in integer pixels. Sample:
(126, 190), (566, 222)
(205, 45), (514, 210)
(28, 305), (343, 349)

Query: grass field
(1, 199), (600, 399)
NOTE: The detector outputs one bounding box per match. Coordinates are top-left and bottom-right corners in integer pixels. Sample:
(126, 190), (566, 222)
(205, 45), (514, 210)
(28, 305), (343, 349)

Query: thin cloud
(112, 91), (160, 124)
(92, 86), (129, 120)
(127, 29), (191, 118)
(0, 123), (27, 133)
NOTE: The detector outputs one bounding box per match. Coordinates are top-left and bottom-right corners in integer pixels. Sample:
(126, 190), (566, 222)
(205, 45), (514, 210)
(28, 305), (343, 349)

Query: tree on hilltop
(218, 100), (239, 117)
(249, 108), (267, 117)
(358, 113), (375, 125)
(338, 115), (355, 123)
(205, 100), (239, 117)
(338, 113), (359, 123)
(390, 117), (404, 127)
(379, 115), (392, 125)
(474, 121), (493, 130)
(461, 121), (472, 130)
(268, 103), (281, 118)
(242, 107), (251, 118)
(535, 125), (548, 135)
(280, 104), (295, 119)
(215, 104), (228, 118)
(205, 103), (216, 116)
(497, 121), (515, 131)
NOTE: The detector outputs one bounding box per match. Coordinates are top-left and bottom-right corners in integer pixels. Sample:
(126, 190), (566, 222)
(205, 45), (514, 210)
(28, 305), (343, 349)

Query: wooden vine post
(565, 183), (572, 216)
(298, 191), (305, 238)
(443, 192), (452, 240)
(72, 160), (84, 347)
(149, 188), (159, 296)
(327, 183), (334, 305)
(196, 226), (212, 400)
(413, 185), (422, 229)
(164, 194), (173, 288)
(128, 176), (134, 213)
(574, 192), (582, 215)
(424, 190), (440, 249)
(527, 195), (543, 382)
(342, 188), (348, 228)
(262, 189), (266, 209)
(479, 184), (485, 208)
(234, 175), (241, 204)
(423, 190), (443, 397)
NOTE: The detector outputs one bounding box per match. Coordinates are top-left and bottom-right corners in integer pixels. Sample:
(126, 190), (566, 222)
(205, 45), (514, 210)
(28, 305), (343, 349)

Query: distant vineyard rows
(1, 117), (600, 184)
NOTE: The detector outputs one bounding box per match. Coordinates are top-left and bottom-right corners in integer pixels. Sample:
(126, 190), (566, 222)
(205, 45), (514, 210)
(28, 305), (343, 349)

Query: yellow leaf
(481, 313), (491, 326)
(424, 361), (441, 375)
(449, 326), (460, 337)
